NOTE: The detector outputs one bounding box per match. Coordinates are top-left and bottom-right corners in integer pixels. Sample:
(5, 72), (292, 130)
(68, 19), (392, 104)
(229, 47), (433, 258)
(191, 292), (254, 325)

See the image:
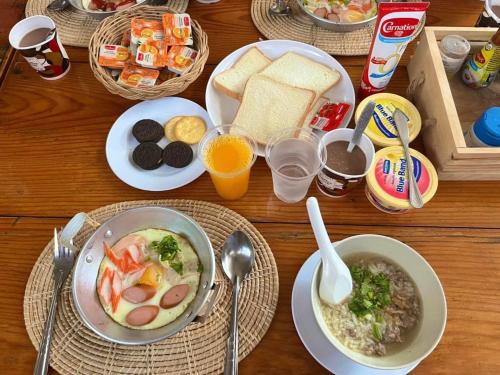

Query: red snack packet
(310, 102), (351, 132)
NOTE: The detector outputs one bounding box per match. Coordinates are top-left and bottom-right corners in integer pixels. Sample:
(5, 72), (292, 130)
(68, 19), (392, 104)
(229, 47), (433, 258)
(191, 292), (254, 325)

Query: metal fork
(34, 228), (75, 375)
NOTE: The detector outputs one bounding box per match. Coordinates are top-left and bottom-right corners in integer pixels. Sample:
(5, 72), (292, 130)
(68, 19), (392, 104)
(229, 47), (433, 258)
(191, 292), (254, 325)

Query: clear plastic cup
(198, 125), (257, 200)
(265, 128), (326, 203)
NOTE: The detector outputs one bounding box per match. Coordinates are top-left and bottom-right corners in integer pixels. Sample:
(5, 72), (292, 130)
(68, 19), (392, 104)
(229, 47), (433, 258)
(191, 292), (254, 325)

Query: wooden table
(1, 1), (499, 374)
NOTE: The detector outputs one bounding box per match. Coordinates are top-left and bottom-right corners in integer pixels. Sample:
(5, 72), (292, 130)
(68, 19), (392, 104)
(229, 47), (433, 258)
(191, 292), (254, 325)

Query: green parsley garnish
(170, 260), (184, 275)
(151, 235), (181, 261)
(151, 235), (183, 274)
(348, 265), (392, 341)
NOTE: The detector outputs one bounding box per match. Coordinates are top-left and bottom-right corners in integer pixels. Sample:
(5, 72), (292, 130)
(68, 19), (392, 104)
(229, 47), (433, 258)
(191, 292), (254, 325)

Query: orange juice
(202, 134), (254, 200)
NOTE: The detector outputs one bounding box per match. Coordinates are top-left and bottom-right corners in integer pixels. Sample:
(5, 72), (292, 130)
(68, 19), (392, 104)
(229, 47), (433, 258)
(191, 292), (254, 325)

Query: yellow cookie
(164, 116), (182, 141)
(174, 116), (207, 145)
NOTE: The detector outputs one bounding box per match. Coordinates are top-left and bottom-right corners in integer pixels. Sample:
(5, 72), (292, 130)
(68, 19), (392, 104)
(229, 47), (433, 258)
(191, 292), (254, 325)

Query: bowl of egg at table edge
(310, 234), (446, 370)
(72, 206), (216, 345)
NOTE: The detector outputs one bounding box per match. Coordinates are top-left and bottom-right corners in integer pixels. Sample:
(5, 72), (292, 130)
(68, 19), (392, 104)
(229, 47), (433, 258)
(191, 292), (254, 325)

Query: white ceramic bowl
(310, 234), (447, 370)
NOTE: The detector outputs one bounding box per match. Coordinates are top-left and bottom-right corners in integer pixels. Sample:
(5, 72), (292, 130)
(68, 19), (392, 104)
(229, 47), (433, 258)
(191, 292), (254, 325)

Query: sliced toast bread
(232, 74), (316, 145)
(213, 47), (271, 100)
(259, 52), (340, 102)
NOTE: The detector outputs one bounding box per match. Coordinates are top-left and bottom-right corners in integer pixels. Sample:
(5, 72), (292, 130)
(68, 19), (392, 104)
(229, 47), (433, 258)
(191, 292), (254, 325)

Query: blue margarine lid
(474, 107), (500, 146)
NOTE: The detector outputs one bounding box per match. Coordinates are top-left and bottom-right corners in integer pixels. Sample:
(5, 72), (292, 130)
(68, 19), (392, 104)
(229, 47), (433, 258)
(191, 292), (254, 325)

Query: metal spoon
(47, 0), (71, 12)
(269, 0), (291, 16)
(221, 231), (255, 375)
(393, 108), (424, 209)
(347, 101), (375, 153)
(306, 197), (352, 304)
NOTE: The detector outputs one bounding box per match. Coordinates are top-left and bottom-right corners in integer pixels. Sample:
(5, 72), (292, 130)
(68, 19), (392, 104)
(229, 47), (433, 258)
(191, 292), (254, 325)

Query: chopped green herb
(348, 265), (391, 340)
(170, 260), (184, 275)
(197, 261), (204, 273)
(372, 323), (383, 341)
(151, 235), (184, 274)
(151, 235), (181, 262)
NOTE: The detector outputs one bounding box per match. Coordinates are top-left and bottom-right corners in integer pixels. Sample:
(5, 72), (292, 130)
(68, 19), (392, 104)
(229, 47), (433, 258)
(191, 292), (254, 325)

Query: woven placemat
(251, 0), (374, 55)
(25, 0), (189, 47)
(24, 200), (279, 375)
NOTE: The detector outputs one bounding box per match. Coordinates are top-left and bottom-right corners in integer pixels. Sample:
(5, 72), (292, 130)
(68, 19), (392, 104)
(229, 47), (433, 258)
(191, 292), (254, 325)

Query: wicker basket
(89, 5), (209, 100)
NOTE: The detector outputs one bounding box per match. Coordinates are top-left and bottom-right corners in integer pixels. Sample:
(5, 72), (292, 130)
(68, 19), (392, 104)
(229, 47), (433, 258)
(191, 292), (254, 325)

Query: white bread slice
(232, 74), (316, 145)
(213, 47), (272, 100)
(302, 96), (329, 128)
(259, 52), (340, 102)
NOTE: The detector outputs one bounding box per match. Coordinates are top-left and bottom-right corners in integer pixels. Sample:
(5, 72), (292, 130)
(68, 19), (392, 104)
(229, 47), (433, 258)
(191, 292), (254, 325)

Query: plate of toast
(205, 39), (355, 155)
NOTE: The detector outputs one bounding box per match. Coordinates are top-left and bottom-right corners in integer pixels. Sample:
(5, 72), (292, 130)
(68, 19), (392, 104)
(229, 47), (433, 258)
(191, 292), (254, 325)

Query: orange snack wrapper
(166, 45), (197, 75)
(98, 45), (130, 69)
(118, 63), (159, 87)
(136, 39), (167, 68)
(162, 13), (193, 46)
(130, 18), (164, 56)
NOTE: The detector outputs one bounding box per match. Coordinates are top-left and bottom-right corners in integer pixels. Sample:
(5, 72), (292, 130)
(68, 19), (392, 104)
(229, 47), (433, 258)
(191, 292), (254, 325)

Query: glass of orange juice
(198, 125), (257, 200)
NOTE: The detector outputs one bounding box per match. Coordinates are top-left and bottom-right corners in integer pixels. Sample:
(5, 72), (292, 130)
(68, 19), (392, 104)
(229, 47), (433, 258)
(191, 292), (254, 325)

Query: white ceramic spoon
(306, 197), (352, 304)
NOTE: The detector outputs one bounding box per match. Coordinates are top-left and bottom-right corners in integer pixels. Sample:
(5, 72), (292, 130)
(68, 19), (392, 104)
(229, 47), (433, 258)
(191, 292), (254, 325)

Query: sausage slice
(122, 284), (156, 304)
(160, 284), (190, 309)
(126, 305), (159, 326)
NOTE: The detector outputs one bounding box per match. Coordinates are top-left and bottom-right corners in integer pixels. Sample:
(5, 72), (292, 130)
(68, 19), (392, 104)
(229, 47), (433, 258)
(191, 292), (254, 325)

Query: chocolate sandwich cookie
(162, 141), (193, 168)
(132, 142), (163, 170)
(132, 119), (164, 143)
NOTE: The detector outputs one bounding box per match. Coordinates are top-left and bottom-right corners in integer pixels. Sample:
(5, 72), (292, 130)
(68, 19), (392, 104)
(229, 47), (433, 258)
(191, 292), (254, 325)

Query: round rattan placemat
(25, 0), (189, 47)
(24, 200), (279, 375)
(251, 0), (374, 55)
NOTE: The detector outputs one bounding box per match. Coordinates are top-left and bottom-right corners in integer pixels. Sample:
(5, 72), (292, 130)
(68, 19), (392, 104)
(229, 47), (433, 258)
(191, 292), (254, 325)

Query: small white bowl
(310, 234), (447, 370)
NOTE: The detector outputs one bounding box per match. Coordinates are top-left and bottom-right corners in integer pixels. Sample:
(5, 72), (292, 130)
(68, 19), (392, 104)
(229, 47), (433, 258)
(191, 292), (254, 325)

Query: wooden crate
(407, 27), (500, 180)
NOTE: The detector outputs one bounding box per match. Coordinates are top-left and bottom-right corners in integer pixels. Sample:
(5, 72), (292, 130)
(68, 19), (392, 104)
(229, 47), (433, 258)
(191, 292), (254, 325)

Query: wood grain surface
(0, 0), (499, 374)
(1, 219), (499, 375)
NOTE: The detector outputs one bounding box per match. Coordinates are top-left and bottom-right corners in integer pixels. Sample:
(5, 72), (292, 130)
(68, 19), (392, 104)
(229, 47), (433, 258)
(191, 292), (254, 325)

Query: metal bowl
(296, 0), (377, 32)
(69, 0), (142, 20)
(72, 206), (216, 345)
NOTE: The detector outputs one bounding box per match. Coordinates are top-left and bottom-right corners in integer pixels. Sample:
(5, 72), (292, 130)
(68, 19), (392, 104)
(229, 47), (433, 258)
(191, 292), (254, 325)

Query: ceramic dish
(205, 40), (355, 156)
(106, 97), (215, 191)
(292, 250), (420, 374)
(72, 206), (216, 345)
(310, 234), (447, 370)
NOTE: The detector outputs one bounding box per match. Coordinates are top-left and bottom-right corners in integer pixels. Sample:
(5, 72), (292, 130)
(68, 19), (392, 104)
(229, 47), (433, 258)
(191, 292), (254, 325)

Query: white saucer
(291, 250), (420, 375)
(105, 97), (214, 191)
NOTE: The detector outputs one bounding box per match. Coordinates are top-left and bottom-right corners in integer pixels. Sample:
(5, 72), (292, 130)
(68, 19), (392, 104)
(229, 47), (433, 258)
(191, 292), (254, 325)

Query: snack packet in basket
(98, 45), (130, 69)
(118, 63), (159, 87)
(166, 45), (198, 75)
(162, 13), (193, 46)
(136, 39), (167, 68)
(130, 18), (164, 57)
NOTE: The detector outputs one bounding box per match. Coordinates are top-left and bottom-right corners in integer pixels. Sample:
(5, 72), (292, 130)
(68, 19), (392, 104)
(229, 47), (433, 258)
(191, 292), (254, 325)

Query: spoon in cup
(347, 100), (375, 153)
(306, 197), (352, 304)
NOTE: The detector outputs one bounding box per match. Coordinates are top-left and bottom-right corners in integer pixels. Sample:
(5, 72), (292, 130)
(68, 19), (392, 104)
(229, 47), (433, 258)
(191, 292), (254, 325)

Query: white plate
(205, 40), (356, 156)
(105, 97), (214, 191)
(292, 250), (420, 375)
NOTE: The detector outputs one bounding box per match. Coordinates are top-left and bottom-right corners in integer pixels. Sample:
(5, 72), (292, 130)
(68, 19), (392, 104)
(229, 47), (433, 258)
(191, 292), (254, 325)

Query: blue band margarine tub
(365, 146), (438, 214)
(356, 93), (422, 147)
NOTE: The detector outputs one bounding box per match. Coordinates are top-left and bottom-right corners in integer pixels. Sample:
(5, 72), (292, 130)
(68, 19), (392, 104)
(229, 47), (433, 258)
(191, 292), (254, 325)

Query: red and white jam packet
(309, 102), (351, 132)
